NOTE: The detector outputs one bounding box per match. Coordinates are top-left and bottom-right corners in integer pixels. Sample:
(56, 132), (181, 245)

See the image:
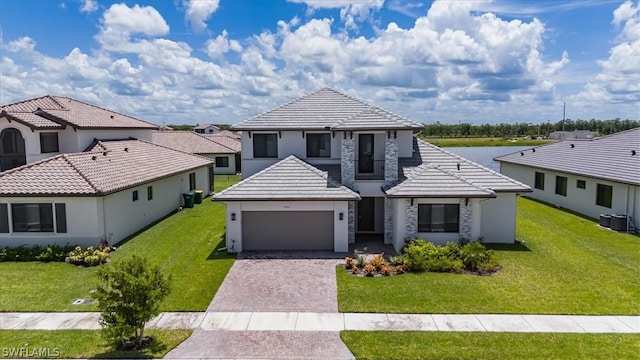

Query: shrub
(0, 244), (74, 262)
(68, 245), (110, 267)
(426, 257), (463, 273)
(395, 264), (406, 274)
(381, 265), (392, 276)
(372, 253), (385, 271)
(389, 256), (406, 266)
(344, 257), (355, 270)
(402, 239), (429, 272)
(353, 249), (367, 268)
(363, 264), (375, 277)
(460, 241), (496, 272)
(96, 255), (171, 349)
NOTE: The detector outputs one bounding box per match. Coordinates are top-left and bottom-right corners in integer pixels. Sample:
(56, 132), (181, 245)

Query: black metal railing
(355, 160), (385, 180)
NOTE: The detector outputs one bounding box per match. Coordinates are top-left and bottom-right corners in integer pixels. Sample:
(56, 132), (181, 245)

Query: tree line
(421, 118), (640, 138)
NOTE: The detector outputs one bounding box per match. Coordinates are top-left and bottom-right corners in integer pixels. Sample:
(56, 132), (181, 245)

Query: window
(215, 156), (229, 168)
(577, 179), (586, 189)
(189, 172), (196, 190)
(306, 133), (331, 158)
(596, 184), (613, 208)
(555, 176), (567, 196)
(534, 172), (545, 190)
(147, 186), (153, 200)
(132, 190), (139, 202)
(39, 132), (59, 153)
(11, 204), (54, 232)
(0, 204), (9, 233)
(253, 134), (277, 158)
(418, 204), (459, 233)
(55, 204), (67, 233)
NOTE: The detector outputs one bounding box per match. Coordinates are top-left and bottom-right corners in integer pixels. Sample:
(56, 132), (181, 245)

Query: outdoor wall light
(339, 212), (344, 221)
(231, 213), (236, 221)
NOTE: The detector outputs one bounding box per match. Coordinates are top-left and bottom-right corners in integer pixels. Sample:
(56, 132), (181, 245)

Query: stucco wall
(500, 162), (639, 228)
(480, 193), (517, 243)
(223, 200), (349, 253)
(202, 153), (236, 175)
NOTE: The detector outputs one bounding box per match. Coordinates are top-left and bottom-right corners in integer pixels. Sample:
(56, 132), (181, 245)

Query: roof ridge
(0, 153), (66, 177)
(130, 137), (220, 161)
(1, 95), (62, 110)
(52, 96), (159, 128)
(289, 156), (350, 190)
(418, 138), (529, 189)
(199, 134), (238, 152)
(61, 153), (102, 193)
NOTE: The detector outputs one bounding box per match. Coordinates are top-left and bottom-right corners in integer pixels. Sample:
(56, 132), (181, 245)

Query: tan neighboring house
(194, 123), (220, 134)
(0, 139), (213, 248)
(151, 131), (240, 174)
(0, 95), (158, 172)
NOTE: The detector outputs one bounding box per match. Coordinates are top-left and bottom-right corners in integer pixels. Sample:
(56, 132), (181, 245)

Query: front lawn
(340, 331), (640, 360)
(338, 197), (640, 314)
(0, 198), (235, 312)
(0, 330), (191, 359)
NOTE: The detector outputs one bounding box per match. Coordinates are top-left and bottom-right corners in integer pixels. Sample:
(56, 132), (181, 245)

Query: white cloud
(183, 0), (220, 32)
(205, 30), (242, 59)
(79, 0), (98, 13)
(102, 3), (169, 37)
(288, 0), (384, 29)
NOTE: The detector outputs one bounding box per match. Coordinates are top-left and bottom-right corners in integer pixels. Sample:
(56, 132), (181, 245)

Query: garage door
(242, 211), (334, 251)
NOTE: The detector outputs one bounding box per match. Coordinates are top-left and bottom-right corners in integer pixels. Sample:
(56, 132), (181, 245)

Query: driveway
(165, 251), (354, 359)
(208, 251), (343, 312)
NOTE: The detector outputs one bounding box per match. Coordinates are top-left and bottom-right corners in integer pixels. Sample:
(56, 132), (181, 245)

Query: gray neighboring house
(194, 123), (220, 134)
(495, 128), (640, 231)
(214, 88), (531, 253)
(548, 130), (597, 140)
(150, 131), (240, 174)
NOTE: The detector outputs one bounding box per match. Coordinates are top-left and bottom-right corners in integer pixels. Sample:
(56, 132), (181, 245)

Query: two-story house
(0, 96), (214, 248)
(214, 89), (531, 252)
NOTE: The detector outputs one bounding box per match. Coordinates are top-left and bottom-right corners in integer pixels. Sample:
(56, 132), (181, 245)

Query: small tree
(95, 255), (171, 349)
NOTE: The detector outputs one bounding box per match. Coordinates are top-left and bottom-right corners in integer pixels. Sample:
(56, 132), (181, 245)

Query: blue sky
(0, 0), (638, 125)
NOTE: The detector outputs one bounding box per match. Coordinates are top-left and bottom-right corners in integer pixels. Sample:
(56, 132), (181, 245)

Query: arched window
(0, 128), (26, 171)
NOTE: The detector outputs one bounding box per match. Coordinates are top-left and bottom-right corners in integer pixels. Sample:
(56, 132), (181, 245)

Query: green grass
(340, 331), (640, 360)
(419, 136), (553, 147)
(338, 197), (640, 314)
(0, 330), (191, 359)
(214, 174), (241, 192)
(0, 186), (237, 312)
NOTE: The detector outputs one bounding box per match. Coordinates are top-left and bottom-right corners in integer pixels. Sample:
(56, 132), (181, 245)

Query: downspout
(626, 184), (630, 233)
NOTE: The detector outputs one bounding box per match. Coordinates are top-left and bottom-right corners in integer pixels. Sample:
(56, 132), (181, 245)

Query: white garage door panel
(242, 211), (334, 250)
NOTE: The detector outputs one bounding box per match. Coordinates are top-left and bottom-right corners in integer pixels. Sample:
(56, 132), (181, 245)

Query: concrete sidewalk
(1, 311), (638, 333)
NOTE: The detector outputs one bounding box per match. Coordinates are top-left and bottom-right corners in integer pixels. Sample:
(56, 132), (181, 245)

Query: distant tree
(168, 124), (194, 131)
(95, 255), (171, 350)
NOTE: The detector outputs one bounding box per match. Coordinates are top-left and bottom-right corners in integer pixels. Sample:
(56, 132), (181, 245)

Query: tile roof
(201, 133), (242, 152)
(213, 155), (360, 201)
(0, 139), (213, 196)
(495, 128), (640, 185)
(232, 88), (423, 131)
(387, 138), (531, 197)
(1, 95), (158, 130)
(194, 123), (219, 130)
(151, 131), (238, 154)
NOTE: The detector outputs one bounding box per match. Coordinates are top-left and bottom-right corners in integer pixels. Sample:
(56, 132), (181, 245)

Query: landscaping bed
(338, 197), (640, 314)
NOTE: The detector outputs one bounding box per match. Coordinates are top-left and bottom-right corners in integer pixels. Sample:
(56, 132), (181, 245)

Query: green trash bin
(182, 192), (195, 208)
(194, 189), (204, 204)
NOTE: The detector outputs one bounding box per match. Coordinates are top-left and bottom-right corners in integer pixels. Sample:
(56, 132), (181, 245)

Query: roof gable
(385, 164), (496, 198)
(213, 155), (360, 201)
(495, 127), (640, 185)
(232, 88), (423, 131)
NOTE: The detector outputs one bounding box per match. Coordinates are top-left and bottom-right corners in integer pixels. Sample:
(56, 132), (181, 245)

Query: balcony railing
(355, 160), (385, 180)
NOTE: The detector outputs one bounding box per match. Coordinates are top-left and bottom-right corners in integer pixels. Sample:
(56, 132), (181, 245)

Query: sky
(0, 0), (638, 126)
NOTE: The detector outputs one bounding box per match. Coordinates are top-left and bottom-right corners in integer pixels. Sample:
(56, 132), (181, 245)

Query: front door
(357, 197), (375, 232)
(358, 134), (374, 173)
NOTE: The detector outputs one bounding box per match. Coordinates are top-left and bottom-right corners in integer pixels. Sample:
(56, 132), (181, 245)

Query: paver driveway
(166, 251), (354, 359)
(209, 252), (342, 312)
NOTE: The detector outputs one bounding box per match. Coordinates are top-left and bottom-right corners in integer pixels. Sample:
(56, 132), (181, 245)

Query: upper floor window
(596, 184), (612, 208)
(306, 133), (331, 158)
(576, 179), (586, 189)
(147, 186), (153, 200)
(418, 204), (459, 233)
(534, 172), (545, 190)
(40, 132), (59, 153)
(132, 190), (139, 202)
(253, 134), (277, 158)
(215, 156), (229, 168)
(555, 176), (567, 196)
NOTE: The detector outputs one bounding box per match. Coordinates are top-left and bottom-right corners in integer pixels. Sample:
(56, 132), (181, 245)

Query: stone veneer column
(384, 134), (398, 184)
(405, 199), (418, 241)
(460, 201), (472, 241)
(384, 197), (393, 244)
(341, 134), (355, 188)
(348, 201), (356, 244)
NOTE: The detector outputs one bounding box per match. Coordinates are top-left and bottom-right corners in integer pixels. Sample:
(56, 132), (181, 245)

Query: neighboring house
(194, 123), (220, 134)
(202, 133), (242, 173)
(495, 128), (640, 230)
(0, 139), (213, 248)
(0, 95), (158, 172)
(214, 89), (531, 253)
(548, 130), (597, 140)
(150, 131), (239, 175)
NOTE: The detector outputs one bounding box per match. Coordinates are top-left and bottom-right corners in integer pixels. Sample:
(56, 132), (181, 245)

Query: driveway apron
(165, 251), (354, 359)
